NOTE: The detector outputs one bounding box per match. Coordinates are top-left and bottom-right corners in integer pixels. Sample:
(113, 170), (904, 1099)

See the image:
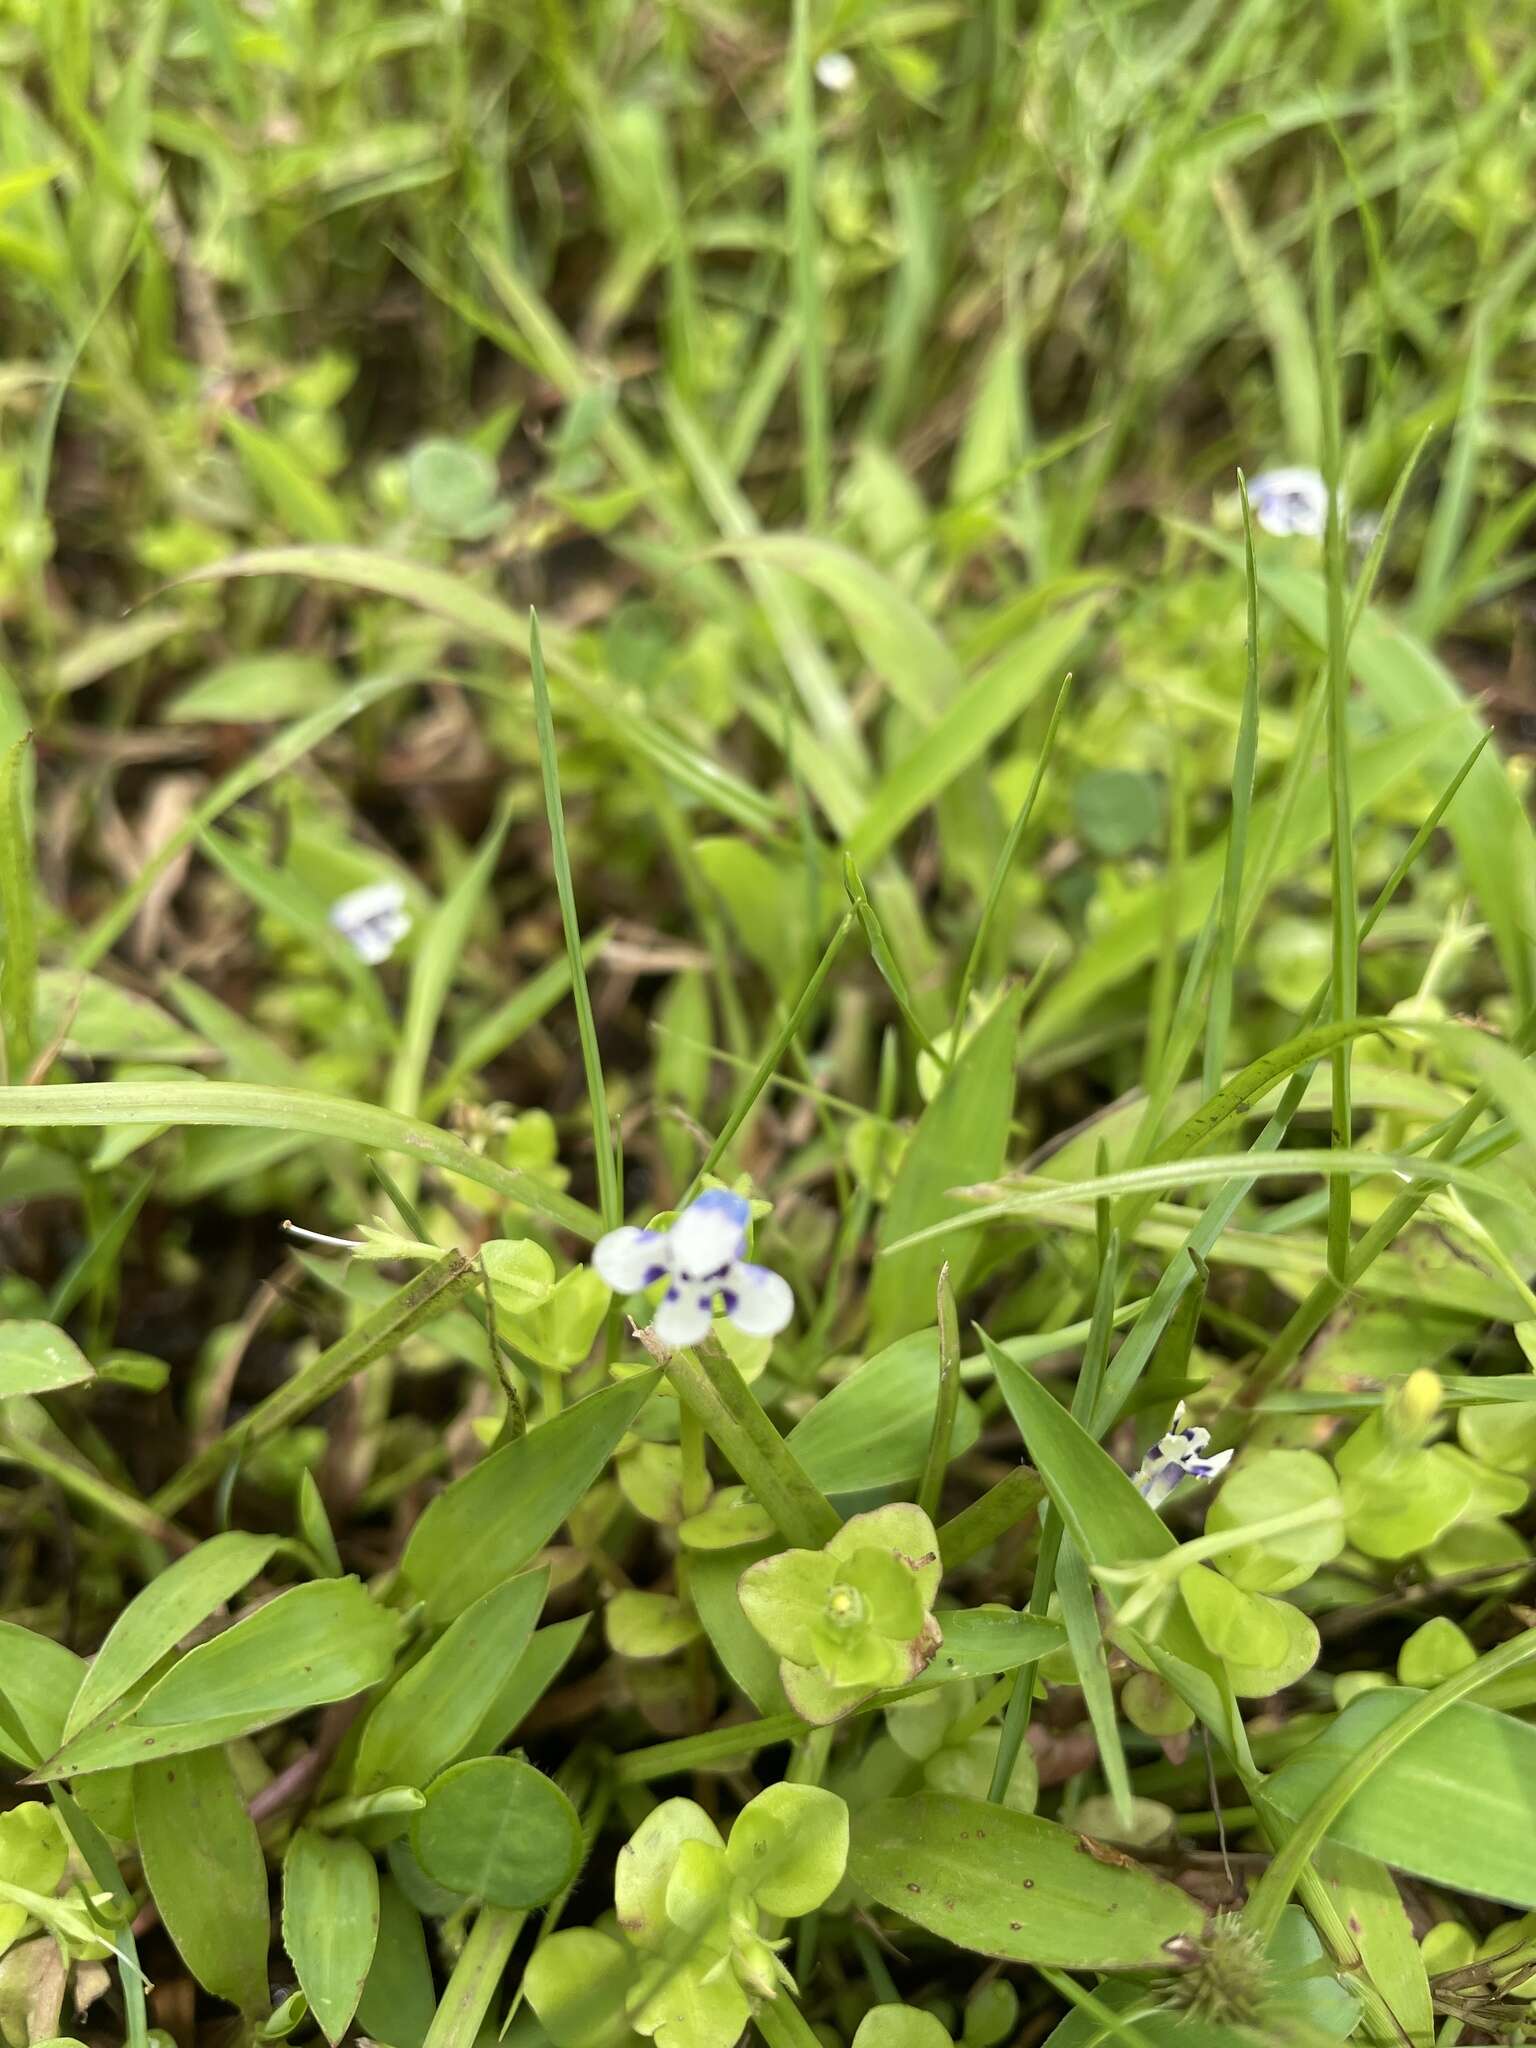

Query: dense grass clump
(4, 6), (1536, 2048)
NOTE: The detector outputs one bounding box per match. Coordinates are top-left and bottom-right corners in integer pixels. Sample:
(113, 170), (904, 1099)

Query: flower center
(824, 1584), (866, 1632)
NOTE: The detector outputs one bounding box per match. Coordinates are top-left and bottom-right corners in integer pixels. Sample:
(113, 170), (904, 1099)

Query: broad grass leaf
(848, 1793), (1202, 1968)
(461, 1615), (590, 1761)
(64, 1532), (282, 1739)
(1263, 1688), (1536, 1907)
(224, 413), (351, 543)
(351, 1569), (548, 1793)
(983, 1334), (1174, 1570)
(1313, 1843), (1434, 2048)
(906, 1610), (1065, 1690)
(0, 1321), (94, 1400)
(410, 1756), (582, 1908)
(40, 1579), (399, 1776)
(871, 990), (1024, 1342)
(711, 535), (963, 721)
(0, 1079), (600, 1239)
(785, 1328), (981, 1494)
(282, 1827), (380, 2043)
(0, 1623), (83, 1767)
(355, 1876), (434, 2048)
(402, 1375), (657, 1622)
(166, 653), (343, 723)
(34, 972), (208, 1063)
(134, 1747), (270, 2012)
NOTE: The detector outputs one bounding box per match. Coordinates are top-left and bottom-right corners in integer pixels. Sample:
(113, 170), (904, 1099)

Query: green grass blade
(787, 0), (829, 526)
(154, 1251), (479, 1515)
(387, 796), (514, 1131)
(952, 670), (1072, 1043)
(688, 912), (853, 1197)
(0, 1080), (602, 1238)
(529, 610), (621, 1232)
(915, 1263), (961, 1522)
(0, 734), (37, 1079)
(1201, 477), (1261, 1097)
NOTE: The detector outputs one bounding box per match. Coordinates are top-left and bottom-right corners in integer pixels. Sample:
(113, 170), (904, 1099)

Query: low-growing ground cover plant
(5, 3), (1536, 2047)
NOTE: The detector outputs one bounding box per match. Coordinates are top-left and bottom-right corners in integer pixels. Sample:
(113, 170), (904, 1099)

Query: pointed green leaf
(402, 1373), (658, 1622)
(849, 1792), (1202, 1968)
(282, 1827), (380, 2043)
(135, 1747), (270, 2012)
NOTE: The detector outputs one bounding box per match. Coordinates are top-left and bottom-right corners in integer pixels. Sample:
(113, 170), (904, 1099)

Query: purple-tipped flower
(593, 1189), (793, 1350)
(1133, 1402), (1233, 1510)
(1249, 467), (1379, 545)
(329, 880), (411, 964)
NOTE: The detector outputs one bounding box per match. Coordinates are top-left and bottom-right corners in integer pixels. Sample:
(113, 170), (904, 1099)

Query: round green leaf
(853, 2008), (953, 2048)
(1205, 1450), (1343, 1593)
(523, 1928), (632, 2048)
(1072, 769), (1161, 857)
(726, 1782), (849, 1917)
(615, 1798), (723, 1949)
(480, 1238), (556, 1314)
(406, 439), (498, 533)
(410, 1758), (581, 1909)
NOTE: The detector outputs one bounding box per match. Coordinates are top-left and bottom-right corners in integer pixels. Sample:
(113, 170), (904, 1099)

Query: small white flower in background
(815, 50), (857, 92)
(1133, 1402), (1233, 1510)
(329, 880), (411, 965)
(1248, 467), (1380, 545)
(593, 1189), (793, 1350)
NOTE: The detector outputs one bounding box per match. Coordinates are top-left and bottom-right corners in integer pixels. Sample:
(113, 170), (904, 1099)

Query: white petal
(723, 1261), (793, 1337)
(667, 1190), (749, 1282)
(651, 1285), (715, 1351)
(330, 880), (412, 963)
(593, 1226), (668, 1294)
(1249, 467), (1329, 539)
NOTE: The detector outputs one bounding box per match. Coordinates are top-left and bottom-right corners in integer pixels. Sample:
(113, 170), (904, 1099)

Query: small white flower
(330, 880), (411, 965)
(592, 1189), (793, 1351)
(815, 50), (856, 92)
(1248, 467), (1379, 545)
(1133, 1402), (1233, 1510)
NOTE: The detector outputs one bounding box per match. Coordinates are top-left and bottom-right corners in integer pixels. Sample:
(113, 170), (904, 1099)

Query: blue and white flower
(593, 1190), (794, 1350)
(1249, 467), (1379, 545)
(1133, 1402), (1233, 1509)
(330, 879), (411, 965)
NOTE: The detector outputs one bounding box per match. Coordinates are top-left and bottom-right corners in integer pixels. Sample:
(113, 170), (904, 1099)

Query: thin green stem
(916, 1263), (961, 1521)
(688, 913), (853, 1198)
(663, 1341), (839, 1548)
(422, 1905), (525, 2048)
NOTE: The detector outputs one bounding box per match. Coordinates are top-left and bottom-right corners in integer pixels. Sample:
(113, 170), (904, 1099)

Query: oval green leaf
(849, 1792), (1203, 1969)
(402, 1374), (658, 1622)
(282, 1827), (380, 2044)
(134, 1747), (270, 2013)
(410, 1756), (582, 1908)
(0, 1321), (94, 1400)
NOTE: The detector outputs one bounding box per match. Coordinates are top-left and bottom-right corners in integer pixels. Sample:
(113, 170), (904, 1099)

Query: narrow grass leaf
(529, 610), (620, 1228)
(352, 1569), (548, 1793)
(871, 988), (1024, 1342)
(402, 1374), (658, 1621)
(0, 734), (36, 1077)
(0, 1084), (600, 1241)
(64, 1531), (282, 1739)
